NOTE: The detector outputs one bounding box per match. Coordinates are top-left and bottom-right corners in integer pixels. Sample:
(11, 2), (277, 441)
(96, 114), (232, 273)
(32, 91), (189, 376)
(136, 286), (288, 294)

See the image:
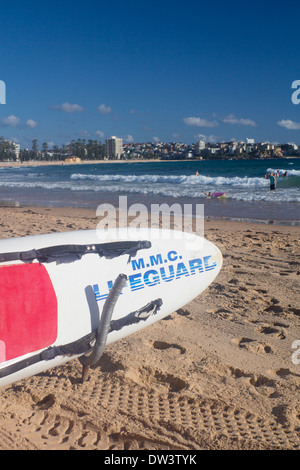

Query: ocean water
(0, 158), (299, 224)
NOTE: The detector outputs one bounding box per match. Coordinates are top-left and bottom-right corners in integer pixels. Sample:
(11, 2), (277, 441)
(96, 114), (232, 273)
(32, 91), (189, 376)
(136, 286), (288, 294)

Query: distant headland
(0, 136), (299, 164)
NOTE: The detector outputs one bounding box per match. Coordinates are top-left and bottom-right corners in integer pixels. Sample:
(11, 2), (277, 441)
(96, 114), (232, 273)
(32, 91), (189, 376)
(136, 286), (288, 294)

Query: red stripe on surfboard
(0, 263), (58, 363)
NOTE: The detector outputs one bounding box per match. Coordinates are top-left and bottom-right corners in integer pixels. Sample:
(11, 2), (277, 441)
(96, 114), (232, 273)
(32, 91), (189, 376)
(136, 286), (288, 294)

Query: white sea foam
(70, 172), (267, 188)
(0, 166), (299, 205)
(266, 168), (300, 176)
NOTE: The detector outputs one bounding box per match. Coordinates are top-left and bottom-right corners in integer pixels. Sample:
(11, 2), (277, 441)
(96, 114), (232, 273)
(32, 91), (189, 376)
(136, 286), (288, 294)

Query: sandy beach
(0, 205), (299, 450)
(0, 159), (160, 168)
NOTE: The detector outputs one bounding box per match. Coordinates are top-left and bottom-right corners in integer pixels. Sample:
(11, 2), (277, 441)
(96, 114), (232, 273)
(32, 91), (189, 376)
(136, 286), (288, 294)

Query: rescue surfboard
(212, 192), (226, 199)
(0, 228), (222, 387)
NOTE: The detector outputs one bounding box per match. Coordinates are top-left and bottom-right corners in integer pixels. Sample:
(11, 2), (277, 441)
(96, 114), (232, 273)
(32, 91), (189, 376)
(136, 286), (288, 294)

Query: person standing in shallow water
(265, 171), (276, 190)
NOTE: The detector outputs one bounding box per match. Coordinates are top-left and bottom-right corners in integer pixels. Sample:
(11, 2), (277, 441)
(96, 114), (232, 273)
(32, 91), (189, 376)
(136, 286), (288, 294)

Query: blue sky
(1, 0), (300, 148)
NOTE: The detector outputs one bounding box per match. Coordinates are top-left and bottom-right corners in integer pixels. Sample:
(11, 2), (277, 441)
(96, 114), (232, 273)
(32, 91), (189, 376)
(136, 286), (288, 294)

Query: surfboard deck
(0, 228), (222, 387)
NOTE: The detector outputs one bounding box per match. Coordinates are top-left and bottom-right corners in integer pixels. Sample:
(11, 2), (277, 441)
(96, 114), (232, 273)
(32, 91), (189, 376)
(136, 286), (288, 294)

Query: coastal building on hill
(0, 138), (20, 161)
(105, 136), (123, 159)
(1, 135), (299, 162)
(12, 142), (20, 161)
(195, 140), (206, 153)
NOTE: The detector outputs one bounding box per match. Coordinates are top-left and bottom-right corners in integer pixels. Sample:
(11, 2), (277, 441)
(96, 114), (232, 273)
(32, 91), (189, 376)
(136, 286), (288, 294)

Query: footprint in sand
(289, 308), (300, 317)
(264, 305), (284, 314)
(214, 307), (235, 320)
(257, 324), (286, 340)
(153, 340), (186, 355)
(232, 337), (273, 354)
(176, 308), (191, 317)
(228, 366), (277, 397)
(268, 368), (300, 380)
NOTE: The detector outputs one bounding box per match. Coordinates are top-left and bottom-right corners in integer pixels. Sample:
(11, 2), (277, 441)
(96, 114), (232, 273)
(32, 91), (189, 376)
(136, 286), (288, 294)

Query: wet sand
(0, 205), (299, 450)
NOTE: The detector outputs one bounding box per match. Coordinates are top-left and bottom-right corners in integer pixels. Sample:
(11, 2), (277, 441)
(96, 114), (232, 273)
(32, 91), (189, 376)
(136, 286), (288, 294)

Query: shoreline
(0, 159), (166, 168)
(1, 199), (299, 227)
(0, 155), (299, 168)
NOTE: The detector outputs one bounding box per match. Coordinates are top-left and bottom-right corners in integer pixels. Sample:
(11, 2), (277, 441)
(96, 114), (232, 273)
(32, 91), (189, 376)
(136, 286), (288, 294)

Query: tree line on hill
(20, 139), (106, 161)
(0, 137), (106, 161)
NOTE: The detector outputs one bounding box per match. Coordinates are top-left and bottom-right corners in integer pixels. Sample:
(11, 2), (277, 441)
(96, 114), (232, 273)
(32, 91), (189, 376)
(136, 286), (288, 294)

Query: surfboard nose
(200, 237), (223, 281)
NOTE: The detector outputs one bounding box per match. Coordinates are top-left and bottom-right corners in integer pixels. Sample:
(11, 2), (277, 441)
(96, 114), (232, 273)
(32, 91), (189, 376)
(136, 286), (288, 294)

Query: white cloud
(95, 131), (105, 139)
(277, 119), (300, 130)
(194, 133), (207, 140)
(153, 136), (161, 143)
(98, 104), (112, 115)
(222, 114), (256, 126)
(183, 117), (218, 128)
(95, 130), (105, 138)
(79, 130), (90, 137)
(52, 102), (84, 113)
(2, 114), (20, 127)
(26, 119), (38, 128)
(124, 134), (134, 143)
(194, 133), (219, 143)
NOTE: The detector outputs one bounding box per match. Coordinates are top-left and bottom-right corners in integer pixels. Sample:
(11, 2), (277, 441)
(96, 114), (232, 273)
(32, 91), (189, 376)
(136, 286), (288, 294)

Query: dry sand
(0, 205), (299, 450)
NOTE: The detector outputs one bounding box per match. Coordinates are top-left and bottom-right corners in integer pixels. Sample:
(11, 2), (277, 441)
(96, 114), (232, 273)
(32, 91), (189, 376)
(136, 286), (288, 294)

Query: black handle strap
(0, 240), (151, 264)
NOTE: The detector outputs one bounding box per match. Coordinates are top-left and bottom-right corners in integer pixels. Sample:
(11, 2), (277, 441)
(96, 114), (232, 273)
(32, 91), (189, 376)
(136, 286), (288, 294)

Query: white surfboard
(0, 228), (222, 387)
